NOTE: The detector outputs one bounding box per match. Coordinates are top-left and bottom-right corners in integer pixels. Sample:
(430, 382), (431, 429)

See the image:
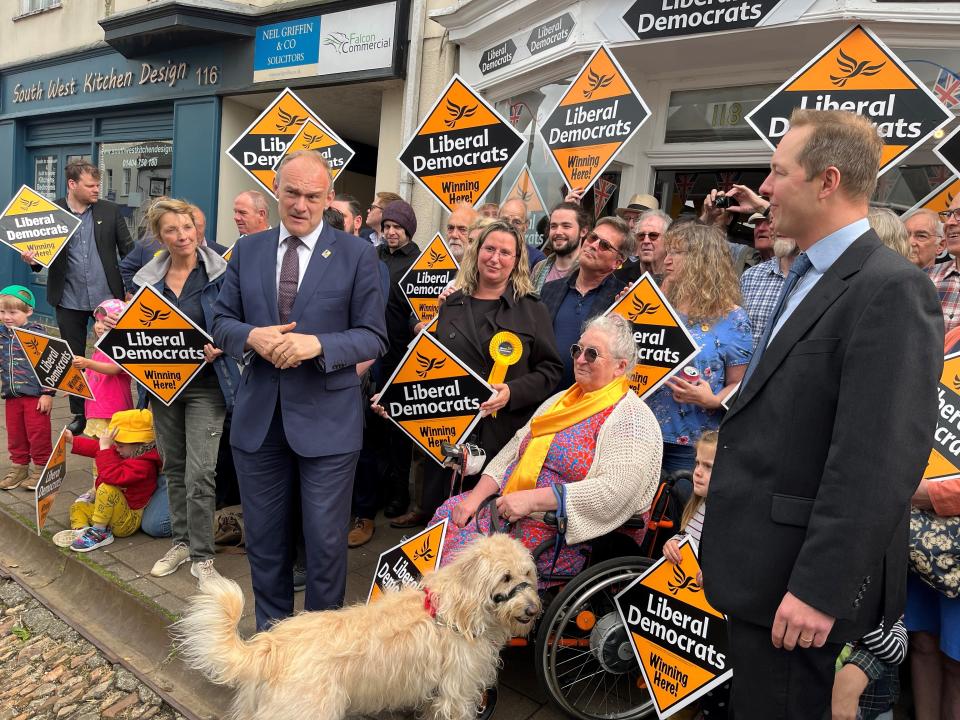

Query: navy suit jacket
(212, 224), (387, 456)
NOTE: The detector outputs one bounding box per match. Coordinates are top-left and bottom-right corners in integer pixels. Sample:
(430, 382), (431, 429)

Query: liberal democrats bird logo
(139, 303), (171, 326)
(444, 99), (478, 128)
(21, 337), (39, 354)
(413, 538), (435, 563)
(276, 108), (309, 133)
(953, 374), (960, 393)
(667, 564), (702, 595)
(830, 49), (886, 88)
(426, 249), (447, 268)
(628, 297), (660, 322)
(415, 352), (446, 378)
(18, 198), (39, 211)
(583, 69), (613, 100)
(301, 131), (325, 148)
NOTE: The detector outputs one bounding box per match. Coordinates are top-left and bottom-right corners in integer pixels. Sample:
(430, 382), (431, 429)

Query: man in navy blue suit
(213, 150), (387, 629)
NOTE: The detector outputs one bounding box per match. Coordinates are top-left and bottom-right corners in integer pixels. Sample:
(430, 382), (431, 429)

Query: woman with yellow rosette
(381, 220), (563, 526)
(431, 314), (663, 579)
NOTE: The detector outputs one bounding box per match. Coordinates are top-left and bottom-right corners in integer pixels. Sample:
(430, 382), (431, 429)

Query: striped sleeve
(859, 617), (907, 665)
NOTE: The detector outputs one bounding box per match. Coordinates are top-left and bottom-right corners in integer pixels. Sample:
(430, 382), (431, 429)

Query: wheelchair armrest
(542, 511), (558, 527)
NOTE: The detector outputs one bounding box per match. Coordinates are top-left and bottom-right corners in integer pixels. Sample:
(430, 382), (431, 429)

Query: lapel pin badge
(321, 249), (332, 258)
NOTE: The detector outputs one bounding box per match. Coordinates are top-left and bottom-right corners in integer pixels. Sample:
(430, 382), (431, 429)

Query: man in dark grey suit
(21, 160), (133, 433)
(213, 150), (387, 630)
(701, 110), (943, 718)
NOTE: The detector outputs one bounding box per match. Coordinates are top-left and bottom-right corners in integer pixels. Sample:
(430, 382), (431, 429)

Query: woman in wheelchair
(431, 314), (663, 581)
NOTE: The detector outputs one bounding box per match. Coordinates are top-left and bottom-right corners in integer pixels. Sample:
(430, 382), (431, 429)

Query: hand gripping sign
(614, 537), (731, 719)
(95, 285), (213, 406)
(36, 428), (69, 535)
(378, 332), (494, 466)
(746, 24), (953, 176)
(0, 185), (81, 268)
(399, 233), (460, 325)
(14, 328), (94, 401)
(398, 74), (525, 212)
(368, 519), (449, 602)
(603, 273), (699, 400)
(538, 45), (651, 194)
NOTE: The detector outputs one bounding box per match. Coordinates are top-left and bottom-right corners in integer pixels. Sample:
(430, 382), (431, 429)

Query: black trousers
(726, 616), (842, 720)
(55, 306), (95, 416)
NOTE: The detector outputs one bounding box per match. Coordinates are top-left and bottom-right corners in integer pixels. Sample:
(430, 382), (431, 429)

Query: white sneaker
(151, 543), (190, 577)
(190, 559), (221, 587)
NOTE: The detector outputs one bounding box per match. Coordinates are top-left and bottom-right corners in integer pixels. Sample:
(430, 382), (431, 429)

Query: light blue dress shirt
(766, 218), (870, 344)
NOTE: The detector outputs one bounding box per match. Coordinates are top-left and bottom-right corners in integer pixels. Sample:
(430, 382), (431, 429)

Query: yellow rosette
(487, 331), (522, 418)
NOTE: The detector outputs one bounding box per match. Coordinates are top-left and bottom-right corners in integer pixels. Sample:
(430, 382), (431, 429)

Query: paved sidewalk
(0, 396), (563, 719)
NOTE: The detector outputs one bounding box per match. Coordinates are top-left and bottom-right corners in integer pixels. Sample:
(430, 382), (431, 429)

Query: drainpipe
(399, 0), (426, 202)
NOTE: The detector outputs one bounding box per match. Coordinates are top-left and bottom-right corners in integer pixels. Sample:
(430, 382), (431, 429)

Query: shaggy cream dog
(173, 533), (541, 720)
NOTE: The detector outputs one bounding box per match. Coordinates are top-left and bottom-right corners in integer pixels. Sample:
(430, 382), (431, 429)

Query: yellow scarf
(503, 375), (631, 494)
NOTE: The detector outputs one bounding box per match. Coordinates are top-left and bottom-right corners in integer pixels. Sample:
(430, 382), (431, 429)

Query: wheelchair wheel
(535, 557), (656, 720)
(476, 686), (497, 720)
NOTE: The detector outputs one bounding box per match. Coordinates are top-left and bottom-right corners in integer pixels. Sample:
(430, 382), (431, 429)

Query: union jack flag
(675, 173), (697, 204)
(593, 178), (617, 215)
(926, 165), (953, 190)
(715, 171), (741, 192)
(509, 102), (524, 126)
(934, 68), (960, 109)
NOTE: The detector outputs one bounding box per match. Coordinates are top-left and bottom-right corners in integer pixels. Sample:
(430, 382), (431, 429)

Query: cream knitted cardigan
(481, 389), (663, 545)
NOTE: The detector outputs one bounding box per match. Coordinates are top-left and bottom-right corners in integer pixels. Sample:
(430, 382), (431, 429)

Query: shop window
(665, 85), (779, 143)
(99, 141), (173, 242)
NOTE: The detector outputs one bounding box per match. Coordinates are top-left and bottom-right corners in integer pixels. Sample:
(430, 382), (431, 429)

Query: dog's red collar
(423, 587), (439, 619)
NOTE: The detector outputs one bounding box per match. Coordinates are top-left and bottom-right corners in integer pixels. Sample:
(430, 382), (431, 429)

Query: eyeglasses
(636, 232), (661, 241)
(570, 344), (605, 363)
(585, 232), (624, 258)
(939, 209), (960, 222)
(501, 217), (526, 229)
(479, 245), (515, 260)
(368, 204), (383, 212)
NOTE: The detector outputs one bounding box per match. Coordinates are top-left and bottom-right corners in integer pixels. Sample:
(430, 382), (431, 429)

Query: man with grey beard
(739, 232), (799, 349)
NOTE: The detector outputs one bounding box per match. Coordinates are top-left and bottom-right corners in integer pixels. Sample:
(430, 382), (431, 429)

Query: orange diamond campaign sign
(925, 351), (960, 483)
(378, 332), (493, 466)
(504, 166), (546, 214)
(226, 88), (320, 194)
(95, 285), (212, 406)
(368, 519), (449, 602)
(399, 233), (460, 324)
(906, 175), (960, 216)
(271, 117), (355, 180)
(36, 428), (69, 535)
(615, 537), (731, 719)
(14, 328), (94, 401)
(398, 74), (525, 211)
(935, 125), (960, 180)
(0, 185), (80, 268)
(746, 25), (953, 176)
(539, 45), (651, 192)
(603, 273), (699, 400)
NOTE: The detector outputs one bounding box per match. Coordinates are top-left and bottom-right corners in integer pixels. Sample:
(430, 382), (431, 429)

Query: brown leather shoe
(348, 517), (375, 548)
(389, 511), (428, 529)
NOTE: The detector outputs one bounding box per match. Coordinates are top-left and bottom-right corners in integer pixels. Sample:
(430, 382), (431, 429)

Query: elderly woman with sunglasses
(647, 221), (752, 475)
(374, 220), (563, 521)
(432, 314), (662, 577)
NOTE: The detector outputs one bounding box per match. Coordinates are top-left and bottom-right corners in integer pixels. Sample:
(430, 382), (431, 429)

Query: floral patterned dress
(433, 405), (618, 580)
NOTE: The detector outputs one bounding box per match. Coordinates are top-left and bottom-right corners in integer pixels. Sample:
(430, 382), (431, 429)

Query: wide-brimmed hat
(108, 409), (155, 444)
(615, 193), (659, 218)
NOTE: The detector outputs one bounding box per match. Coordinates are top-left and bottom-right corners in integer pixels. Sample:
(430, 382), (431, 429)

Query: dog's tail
(171, 575), (258, 686)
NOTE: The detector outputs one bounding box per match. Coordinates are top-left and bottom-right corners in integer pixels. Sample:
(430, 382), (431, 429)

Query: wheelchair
(473, 469), (692, 720)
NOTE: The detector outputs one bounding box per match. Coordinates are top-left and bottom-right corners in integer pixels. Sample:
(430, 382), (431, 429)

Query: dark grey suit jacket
(700, 230), (943, 642)
(37, 198), (134, 307)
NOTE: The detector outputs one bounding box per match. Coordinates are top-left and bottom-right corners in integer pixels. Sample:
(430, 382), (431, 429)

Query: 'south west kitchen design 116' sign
(539, 45), (651, 192)
(747, 24), (953, 175)
(398, 74), (525, 211)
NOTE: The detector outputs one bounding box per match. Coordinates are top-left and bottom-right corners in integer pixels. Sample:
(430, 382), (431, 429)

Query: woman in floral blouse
(647, 221), (752, 475)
